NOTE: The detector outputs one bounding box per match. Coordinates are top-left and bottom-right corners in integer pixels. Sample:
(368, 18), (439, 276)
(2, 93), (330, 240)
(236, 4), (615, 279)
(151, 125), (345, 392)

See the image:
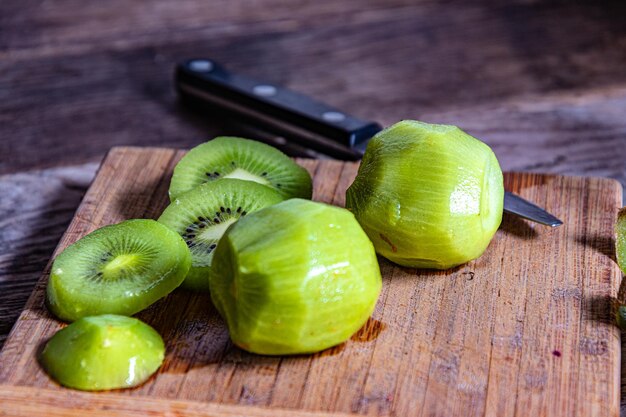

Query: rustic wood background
(1, 0), (625, 413)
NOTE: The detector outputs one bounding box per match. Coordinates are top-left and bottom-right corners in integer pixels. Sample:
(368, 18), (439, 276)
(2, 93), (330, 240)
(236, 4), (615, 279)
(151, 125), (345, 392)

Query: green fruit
(169, 136), (312, 201)
(47, 219), (191, 322)
(158, 179), (285, 291)
(209, 198), (382, 355)
(40, 315), (164, 390)
(346, 120), (504, 269)
(617, 305), (626, 330)
(617, 208), (626, 275)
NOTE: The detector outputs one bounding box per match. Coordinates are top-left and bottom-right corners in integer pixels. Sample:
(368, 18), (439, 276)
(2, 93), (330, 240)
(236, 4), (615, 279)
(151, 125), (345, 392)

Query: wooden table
(1, 0), (625, 414)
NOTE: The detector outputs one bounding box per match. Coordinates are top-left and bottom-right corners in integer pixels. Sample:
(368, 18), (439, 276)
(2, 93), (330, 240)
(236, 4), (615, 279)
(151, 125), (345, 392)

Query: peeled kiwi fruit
(40, 315), (164, 390)
(346, 120), (504, 269)
(209, 198), (382, 355)
(168, 136), (312, 201)
(617, 207), (626, 275)
(158, 178), (285, 291)
(47, 219), (191, 322)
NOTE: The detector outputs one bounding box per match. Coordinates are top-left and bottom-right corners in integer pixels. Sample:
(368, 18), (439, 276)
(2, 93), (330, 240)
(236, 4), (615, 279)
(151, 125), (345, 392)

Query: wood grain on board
(0, 147), (622, 416)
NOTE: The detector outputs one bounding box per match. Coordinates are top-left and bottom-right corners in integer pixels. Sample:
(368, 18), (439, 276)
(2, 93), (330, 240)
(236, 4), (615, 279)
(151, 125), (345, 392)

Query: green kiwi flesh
(617, 207), (626, 275)
(40, 315), (164, 390)
(158, 178), (285, 291)
(618, 305), (626, 330)
(169, 136), (312, 201)
(346, 120), (504, 269)
(209, 198), (382, 355)
(47, 220), (191, 322)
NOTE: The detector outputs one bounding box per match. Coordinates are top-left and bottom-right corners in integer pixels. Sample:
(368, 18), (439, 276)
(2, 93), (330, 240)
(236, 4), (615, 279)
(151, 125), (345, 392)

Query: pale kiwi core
(223, 168), (271, 186)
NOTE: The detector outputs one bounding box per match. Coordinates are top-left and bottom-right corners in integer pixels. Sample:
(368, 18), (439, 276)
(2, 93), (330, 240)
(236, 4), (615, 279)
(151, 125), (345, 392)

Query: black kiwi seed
(237, 207), (242, 213)
(214, 172), (220, 176)
(220, 207), (225, 212)
(241, 211), (247, 216)
(210, 244), (217, 249)
(261, 172), (267, 176)
(226, 208), (231, 214)
(198, 217), (206, 222)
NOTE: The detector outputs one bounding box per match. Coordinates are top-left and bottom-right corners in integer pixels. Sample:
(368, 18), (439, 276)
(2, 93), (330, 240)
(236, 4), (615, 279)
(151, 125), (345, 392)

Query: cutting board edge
(0, 385), (359, 417)
(106, 145), (626, 190)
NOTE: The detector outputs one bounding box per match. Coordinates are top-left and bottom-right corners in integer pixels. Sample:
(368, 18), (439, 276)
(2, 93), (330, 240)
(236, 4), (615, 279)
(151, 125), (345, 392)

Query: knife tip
(548, 218), (564, 227)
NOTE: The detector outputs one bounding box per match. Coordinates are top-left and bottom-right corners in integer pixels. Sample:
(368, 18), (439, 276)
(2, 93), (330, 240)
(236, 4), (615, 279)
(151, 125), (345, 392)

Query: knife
(175, 58), (563, 227)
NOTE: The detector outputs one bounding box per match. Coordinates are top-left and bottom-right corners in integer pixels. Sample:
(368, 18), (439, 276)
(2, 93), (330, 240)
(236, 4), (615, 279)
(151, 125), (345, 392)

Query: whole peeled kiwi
(346, 120), (504, 269)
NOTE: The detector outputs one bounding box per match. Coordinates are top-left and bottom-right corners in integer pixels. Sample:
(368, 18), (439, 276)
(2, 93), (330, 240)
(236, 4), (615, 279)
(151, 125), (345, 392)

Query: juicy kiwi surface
(168, 136), (312, 201)
(158, 178), (285, 291)
(40, 315), (164, 390)
(209, 198), (382, 355)
(47, 220), (191, 322)
(346, 120), (504, 269)
(617, 207), (626, 275)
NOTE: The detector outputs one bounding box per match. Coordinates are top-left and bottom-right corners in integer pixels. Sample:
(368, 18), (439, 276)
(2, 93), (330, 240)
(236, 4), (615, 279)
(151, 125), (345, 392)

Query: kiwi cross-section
(209, 198), (382, 355)
(40, 315), (164, 391)
(158, 178), (285, 291)
(168, 136), (312, 201)
(346, 120), (504, 269)
(46, 219), (191, 322)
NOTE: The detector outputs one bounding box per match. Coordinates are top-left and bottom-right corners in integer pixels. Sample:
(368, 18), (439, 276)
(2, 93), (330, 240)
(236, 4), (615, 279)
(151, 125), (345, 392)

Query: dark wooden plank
(0, 147), (621, 416)
(1, 1), (626, 183)
(0, 164), (97, 347)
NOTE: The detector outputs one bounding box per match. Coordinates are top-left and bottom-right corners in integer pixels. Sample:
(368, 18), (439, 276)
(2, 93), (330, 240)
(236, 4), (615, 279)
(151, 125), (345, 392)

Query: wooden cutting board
(0, 147), (622, 417)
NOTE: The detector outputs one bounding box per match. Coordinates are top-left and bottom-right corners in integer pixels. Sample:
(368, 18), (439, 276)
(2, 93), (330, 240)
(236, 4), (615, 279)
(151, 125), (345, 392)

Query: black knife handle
(175, 59), (381, 159)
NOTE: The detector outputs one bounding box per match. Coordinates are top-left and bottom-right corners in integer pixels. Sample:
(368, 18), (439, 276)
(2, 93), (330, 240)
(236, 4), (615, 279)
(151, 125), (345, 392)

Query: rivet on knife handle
(176, 58), (381, 160)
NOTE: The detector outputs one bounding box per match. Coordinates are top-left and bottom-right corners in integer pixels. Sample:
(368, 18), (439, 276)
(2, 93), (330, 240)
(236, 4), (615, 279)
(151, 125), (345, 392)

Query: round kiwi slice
(209, 198), (382, 355)
(40, 315), (164, 390)
(168, 136), (312, 201)
(47, 219), (191, 322)
(346, 120), (504, 269)
(158, 178), (285, 291)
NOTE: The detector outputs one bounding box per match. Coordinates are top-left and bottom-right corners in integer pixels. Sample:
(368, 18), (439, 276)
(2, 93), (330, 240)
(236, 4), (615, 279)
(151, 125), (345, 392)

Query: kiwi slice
(47, 219), (191, 322)
(346, 120), (504, 269)
(617, 208), (626, 275)
(40, 315), (164, 390)
(209, 198), (382, 355)
(169, 136), (312, 201)
(158, 178), (285, 291)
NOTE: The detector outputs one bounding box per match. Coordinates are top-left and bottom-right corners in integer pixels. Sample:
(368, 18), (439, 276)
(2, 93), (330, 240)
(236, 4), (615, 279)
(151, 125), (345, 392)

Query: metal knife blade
(175, 58), (563, 227)
(503, 192), (562, 227)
